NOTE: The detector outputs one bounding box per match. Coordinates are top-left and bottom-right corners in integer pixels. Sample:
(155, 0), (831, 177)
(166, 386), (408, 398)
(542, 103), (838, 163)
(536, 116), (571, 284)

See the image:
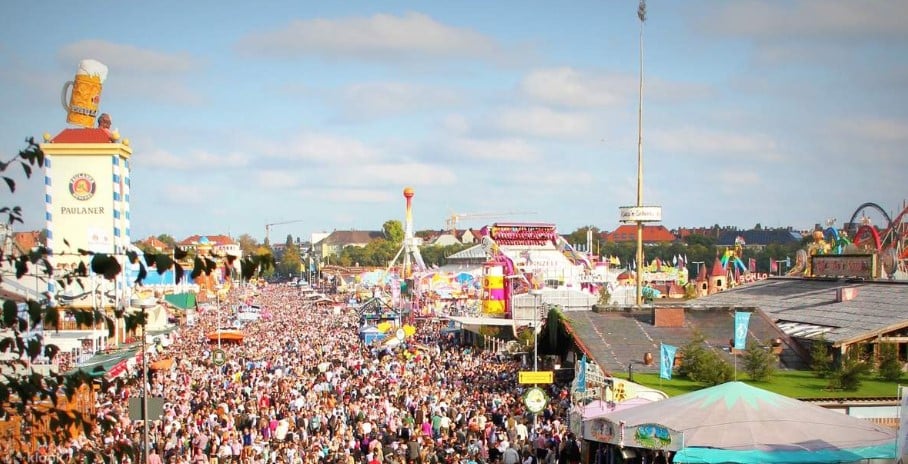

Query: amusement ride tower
(389, 187), (426, 279)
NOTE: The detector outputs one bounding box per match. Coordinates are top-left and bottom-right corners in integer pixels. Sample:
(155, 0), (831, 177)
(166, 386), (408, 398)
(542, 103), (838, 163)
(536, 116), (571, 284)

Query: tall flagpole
(634, 0), (647, 308)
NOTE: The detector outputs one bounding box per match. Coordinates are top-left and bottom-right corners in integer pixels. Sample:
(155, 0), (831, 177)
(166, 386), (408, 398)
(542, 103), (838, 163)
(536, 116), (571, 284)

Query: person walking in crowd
(25, 282), (577, 463)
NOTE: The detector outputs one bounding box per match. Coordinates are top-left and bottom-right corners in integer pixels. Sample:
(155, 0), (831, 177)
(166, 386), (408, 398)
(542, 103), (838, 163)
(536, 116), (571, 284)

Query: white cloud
(834, 117), (908, 143)
(450, 137), (541, 161)
(58, 40), (197, 74)
(442, 114), (471, 135)
(520, 67), (710, 109)
(236, 12), (502, 62)
(508, 168), (595, 187)
(333, 163), (457, 187)
(521, 68), (627, 108)
(341, 81), (461, 118)
(703, 1), (908, 40)
(134, 147), (250, 171)
(255, 170), (302, 189)
(650, 127), (781, 160)
(158, 184), (209, 205)
(265, 132), (380, 164)
(297, 187), (394, 203)
(495, 106), (594, 138)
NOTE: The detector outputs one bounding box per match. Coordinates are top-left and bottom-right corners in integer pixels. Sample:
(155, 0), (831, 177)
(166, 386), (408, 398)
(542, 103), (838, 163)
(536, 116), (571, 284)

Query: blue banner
(660, 344), (677, 380)
(734, 311), (751, 350)
(576, 355), (587, 393)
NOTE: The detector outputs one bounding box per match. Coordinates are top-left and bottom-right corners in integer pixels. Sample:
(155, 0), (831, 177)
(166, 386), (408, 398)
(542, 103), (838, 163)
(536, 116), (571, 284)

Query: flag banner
(576, 355), (587, 393)
(748, 258), (756, 272)
(660, 343), (677, 380)
(770, 258), (778, 272)
(734, 311), (751, 350)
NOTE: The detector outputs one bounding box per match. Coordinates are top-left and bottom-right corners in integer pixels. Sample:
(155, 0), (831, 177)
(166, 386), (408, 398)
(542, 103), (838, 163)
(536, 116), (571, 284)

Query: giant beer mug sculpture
(61, 59), (108, 128)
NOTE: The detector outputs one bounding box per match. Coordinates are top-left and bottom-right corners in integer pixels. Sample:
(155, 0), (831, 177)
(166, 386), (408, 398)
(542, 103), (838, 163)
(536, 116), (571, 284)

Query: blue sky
(2, 1), (906, 243)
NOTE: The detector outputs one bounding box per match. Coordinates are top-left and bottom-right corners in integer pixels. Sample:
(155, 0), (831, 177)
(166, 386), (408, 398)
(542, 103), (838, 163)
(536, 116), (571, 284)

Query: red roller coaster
(848, 202), (908, 274)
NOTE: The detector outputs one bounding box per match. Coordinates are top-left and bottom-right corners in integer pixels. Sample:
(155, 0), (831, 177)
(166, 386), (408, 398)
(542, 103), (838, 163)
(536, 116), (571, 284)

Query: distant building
(312, 230), (384, 259)
(177, 234), (241, 258)
(12, 230), (43, 252)
(716, 228), (803, 250)
(135, 235), (170, 253)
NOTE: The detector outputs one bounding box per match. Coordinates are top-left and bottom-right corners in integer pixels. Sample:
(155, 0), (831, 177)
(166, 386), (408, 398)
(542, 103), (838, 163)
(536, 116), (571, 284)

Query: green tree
(877, 342), (902, 382)
(829, 346), (871, 391)
(741, 340), (775, 382)
(810, 336), (832, 378)
(237, 233), (259, 257)
(678, 332), (733, 386)
(383, 219), (404, 244)
(156, 233), (177, 248)
(278, 234), (302, 277)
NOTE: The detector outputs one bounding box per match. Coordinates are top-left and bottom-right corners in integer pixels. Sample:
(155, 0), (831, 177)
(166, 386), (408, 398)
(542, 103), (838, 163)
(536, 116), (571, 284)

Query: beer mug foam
(61, 59), (108, 128)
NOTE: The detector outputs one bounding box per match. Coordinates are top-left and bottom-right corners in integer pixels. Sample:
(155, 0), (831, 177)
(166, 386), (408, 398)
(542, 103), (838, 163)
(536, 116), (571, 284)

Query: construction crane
(445, 211), (537, 233)
(265, 220), (304, 244)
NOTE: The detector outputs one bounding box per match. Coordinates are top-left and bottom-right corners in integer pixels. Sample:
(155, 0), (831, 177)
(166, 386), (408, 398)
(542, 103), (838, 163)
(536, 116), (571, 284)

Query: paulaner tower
(41, 128), (132, 305)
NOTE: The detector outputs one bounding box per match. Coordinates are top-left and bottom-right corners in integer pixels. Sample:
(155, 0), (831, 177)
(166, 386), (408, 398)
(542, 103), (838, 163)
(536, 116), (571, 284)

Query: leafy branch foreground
(1, 138), (273, 459)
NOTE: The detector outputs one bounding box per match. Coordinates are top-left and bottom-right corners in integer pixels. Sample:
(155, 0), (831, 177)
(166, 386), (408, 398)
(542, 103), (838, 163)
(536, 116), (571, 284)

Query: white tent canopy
(589, 381), (895, 464)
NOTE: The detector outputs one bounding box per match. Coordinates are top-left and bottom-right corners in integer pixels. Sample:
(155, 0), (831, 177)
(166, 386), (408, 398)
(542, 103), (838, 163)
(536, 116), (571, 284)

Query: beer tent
(588, 381), (895, 464)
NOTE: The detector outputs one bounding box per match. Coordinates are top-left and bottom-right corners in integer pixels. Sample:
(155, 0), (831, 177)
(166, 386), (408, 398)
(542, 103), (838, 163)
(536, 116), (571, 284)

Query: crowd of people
(17, 282), (582, 464)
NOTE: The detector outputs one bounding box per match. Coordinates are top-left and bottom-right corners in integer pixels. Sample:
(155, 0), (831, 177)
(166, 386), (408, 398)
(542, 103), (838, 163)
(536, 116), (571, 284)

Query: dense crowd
(14, 283), (582, 464)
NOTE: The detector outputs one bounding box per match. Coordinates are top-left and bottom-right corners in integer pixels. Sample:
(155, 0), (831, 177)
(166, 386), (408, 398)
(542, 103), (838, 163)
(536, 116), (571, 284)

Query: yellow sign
(518, 371), (553, 384)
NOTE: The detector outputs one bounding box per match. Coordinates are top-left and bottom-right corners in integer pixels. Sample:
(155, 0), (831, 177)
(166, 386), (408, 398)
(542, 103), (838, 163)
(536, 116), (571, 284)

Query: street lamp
(132, 296), (156, 464)
(529, 288), (543, 431)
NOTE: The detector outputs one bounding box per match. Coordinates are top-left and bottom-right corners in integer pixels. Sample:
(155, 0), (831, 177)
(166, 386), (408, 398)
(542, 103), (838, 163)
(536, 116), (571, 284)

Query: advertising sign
(619, 206), (662, 223)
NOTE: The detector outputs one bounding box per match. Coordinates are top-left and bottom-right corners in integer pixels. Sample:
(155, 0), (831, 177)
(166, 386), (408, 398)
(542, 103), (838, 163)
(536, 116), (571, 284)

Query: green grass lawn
(618, 369), (905, 399)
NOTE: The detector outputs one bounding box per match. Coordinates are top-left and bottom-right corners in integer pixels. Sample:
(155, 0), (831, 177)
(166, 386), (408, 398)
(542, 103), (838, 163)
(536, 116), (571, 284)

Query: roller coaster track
(849, 203), (908, 257)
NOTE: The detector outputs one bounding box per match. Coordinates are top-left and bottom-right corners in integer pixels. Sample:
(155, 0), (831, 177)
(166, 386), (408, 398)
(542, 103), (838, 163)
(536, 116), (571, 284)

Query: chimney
(836, 287), (858, 302)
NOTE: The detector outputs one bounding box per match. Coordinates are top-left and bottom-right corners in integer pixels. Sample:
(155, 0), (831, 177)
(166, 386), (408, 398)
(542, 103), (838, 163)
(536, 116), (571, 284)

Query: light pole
(216, 291), (222, 350)
(529, 288), (543, 431)
(634, 0), (647, 308)
(132, 297), (156, 464)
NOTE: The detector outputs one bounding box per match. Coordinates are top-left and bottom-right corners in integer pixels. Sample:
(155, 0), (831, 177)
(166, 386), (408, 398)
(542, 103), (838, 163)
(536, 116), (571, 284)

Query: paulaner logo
(68, 173), (96, 201)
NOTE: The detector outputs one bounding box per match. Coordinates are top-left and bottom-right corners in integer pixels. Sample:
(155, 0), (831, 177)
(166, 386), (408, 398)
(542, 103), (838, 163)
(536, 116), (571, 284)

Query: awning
(68, 347), (138, 378)
(163, 292), (196, 310)
(149, 358), (175, 371)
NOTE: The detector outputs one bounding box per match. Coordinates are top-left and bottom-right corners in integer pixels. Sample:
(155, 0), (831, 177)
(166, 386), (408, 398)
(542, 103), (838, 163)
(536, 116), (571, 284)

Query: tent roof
(163, 292), (196, 310)
(67, 347), (138, 378)
(596, 382), (895, 463)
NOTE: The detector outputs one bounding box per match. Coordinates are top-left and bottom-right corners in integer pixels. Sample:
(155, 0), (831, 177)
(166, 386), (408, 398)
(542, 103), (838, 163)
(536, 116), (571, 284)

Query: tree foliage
(810, 336), (832, 378)
(877, 342), (902, 382)
(678, 331), (733, 386)
(383, 219), (404, 244)
(829, 346), (871, 391)
(741, 340), (775, 382)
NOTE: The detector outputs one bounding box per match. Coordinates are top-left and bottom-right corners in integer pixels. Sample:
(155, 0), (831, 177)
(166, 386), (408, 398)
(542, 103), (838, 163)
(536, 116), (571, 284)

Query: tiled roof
(447, 244), (487, 261)
(13, 231), (42, 251)
(324, 230), (384, 245)
(177, 234), (236, 246)
(605, 225), (677, 243)
(688, 278), (908, 346)
(50, 128), (116, 143)
(717, 229), (802, 246)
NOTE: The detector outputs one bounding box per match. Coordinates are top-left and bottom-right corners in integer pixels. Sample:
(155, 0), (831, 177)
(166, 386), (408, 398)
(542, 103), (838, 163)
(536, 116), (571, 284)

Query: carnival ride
(387, 187), (427, 279)
(788, 201), (908, 278)
(721, 236), (749, 275)
(445, 211), (537, 234)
